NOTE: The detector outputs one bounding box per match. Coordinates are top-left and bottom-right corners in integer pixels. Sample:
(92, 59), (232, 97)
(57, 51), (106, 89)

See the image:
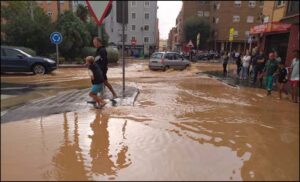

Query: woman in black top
(274, 61), (288, 99)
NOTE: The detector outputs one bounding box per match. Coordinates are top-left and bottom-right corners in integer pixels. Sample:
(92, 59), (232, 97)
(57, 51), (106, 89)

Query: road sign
(50, 32), (63, 68)
(229, 28), (234, 42)
(50, 32), (62, 44)
(85, 0), (113, 26)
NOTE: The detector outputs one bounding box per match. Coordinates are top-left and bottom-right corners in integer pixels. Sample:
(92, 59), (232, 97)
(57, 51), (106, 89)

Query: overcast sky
(157, 1), (182, 40)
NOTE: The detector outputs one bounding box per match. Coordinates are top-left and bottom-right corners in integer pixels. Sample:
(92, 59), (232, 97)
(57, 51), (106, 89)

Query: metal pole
(56, 44), (59, 68)
(122, 1), (125, 97)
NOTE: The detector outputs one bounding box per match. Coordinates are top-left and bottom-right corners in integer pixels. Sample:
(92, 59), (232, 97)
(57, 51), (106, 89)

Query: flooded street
(1, 61), (299, 181)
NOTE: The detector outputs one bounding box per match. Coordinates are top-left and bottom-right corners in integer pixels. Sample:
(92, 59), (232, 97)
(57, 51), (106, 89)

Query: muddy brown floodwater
(1, 61), (299, 181)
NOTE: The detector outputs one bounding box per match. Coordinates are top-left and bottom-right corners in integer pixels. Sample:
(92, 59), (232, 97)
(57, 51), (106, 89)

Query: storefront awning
(250, 22), (292, 35)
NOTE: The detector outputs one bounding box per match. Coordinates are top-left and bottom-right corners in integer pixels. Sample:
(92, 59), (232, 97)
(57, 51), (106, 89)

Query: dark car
(1, 46), (57, 74)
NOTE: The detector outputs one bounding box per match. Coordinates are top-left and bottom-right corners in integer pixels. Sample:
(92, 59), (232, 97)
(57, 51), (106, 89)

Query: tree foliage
(76, 4), (89, 23)
(1, 1), (54, 55)
(56, 11), (91, 60)
(183, 17), (210, 50)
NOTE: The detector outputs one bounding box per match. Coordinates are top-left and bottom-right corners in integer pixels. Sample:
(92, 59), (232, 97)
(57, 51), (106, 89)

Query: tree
(56, 11), (91, 60)
(1, 1), (54, 55)
(183, 16), (210, 50)
(76, 4), (89, 22)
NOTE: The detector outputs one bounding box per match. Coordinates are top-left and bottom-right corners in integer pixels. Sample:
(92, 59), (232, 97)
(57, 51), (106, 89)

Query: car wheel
(33, 64), (46, 75)
(165, 65), (170, 70)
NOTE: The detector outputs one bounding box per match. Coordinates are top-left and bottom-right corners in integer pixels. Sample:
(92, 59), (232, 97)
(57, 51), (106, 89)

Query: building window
(204, 11), (210, 17)
(234, 1), (242, 7)
(233, 15), (240, 22)
(197, 11), (203, 17)
(276, 0), (285, 7)
(248, 1), (256, 8)
(132, 13), (136, 19)
(145, 13), (149, 20)
(144, 1), (150, 7)
(132, 36), (136, 41)
(216, 17), (219, 24)
(247, 16), (254, 23)
(47, 11), (53, 16)
(234, 30), (238, 37)
(131, 1), (136, 7)
(131, 25), (136, 31)
(144, 25), (149, 31)
(144, 37), (149, 43)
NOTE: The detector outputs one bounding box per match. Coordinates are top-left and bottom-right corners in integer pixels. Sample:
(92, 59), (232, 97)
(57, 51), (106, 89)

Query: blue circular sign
(50, 32), (63, 44)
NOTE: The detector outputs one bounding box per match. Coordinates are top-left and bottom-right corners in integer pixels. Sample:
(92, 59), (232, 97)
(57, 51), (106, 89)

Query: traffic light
(116, 1), (128, 24)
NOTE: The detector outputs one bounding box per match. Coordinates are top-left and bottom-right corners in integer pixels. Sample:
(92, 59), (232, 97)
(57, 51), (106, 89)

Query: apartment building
(176, 1), (211, 51)
(37, 1), (71, 21)
(210, 1), (263, 52)
(104, 1), (158, 57)
(167, 27), (176, 51)
(250, 0), (299, 66)
(169, 1), (263, 53)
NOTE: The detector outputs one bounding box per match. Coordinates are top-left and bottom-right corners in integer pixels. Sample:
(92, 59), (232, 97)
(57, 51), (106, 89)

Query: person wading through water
(93, 37), (118, 100)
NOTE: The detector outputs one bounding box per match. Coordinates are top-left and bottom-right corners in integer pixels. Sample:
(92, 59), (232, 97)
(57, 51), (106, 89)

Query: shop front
(250, 22), (292, 66)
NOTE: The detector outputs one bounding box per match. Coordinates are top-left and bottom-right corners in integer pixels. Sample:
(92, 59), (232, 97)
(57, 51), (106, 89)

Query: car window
(151, 53), (163, 59)
(4, 48), (20, 58)
(165, 53), (175, 60)
(175, 54), (182, 60)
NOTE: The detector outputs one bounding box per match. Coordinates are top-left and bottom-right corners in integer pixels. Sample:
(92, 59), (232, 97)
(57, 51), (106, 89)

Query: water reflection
(45, 111), (131, 180)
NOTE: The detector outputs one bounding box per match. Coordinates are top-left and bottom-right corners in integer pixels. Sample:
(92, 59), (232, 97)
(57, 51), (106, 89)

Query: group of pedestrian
(221, 48), (299, 102)
(85, 37), (118, 109)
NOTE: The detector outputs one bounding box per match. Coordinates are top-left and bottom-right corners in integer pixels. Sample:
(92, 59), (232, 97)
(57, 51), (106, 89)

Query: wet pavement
(1, 61), (299, 181)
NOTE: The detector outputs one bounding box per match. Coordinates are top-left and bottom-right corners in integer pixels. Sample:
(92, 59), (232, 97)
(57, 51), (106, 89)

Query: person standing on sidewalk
(251, 50), (266, 87)
(93, 37), (117, 99)
(241, 51), (251, 80)
(274, 61), (288, 99)
(222, 51), (229, 77)
(263, 52), (278, 96)
(289, 50), (299, 103)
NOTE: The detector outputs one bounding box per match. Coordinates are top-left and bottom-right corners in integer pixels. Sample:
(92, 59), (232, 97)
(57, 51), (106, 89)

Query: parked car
(149, 52), (190, 71)
(1, 46), (57, 74)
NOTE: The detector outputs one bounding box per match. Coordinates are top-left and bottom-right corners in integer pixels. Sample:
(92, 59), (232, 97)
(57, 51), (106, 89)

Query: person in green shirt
(263, 52), (278, 95)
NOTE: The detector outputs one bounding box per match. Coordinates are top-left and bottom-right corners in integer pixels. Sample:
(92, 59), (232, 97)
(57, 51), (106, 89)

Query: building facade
(250, 0), (299, 66)
(174, 1), (211, 51)
(210, 1), (264, 53)
(169, 1), (263, 53)
(167, 27), (176, 51)
(104, 1), (158, 57)
(37, 1), (71, 21)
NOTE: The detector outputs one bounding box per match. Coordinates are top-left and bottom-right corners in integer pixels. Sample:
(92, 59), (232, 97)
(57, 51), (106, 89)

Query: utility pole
(122, 1), (125, 97)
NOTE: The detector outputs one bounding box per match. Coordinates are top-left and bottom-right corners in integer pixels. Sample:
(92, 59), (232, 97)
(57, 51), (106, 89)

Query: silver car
(149, 52), (190, 71)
